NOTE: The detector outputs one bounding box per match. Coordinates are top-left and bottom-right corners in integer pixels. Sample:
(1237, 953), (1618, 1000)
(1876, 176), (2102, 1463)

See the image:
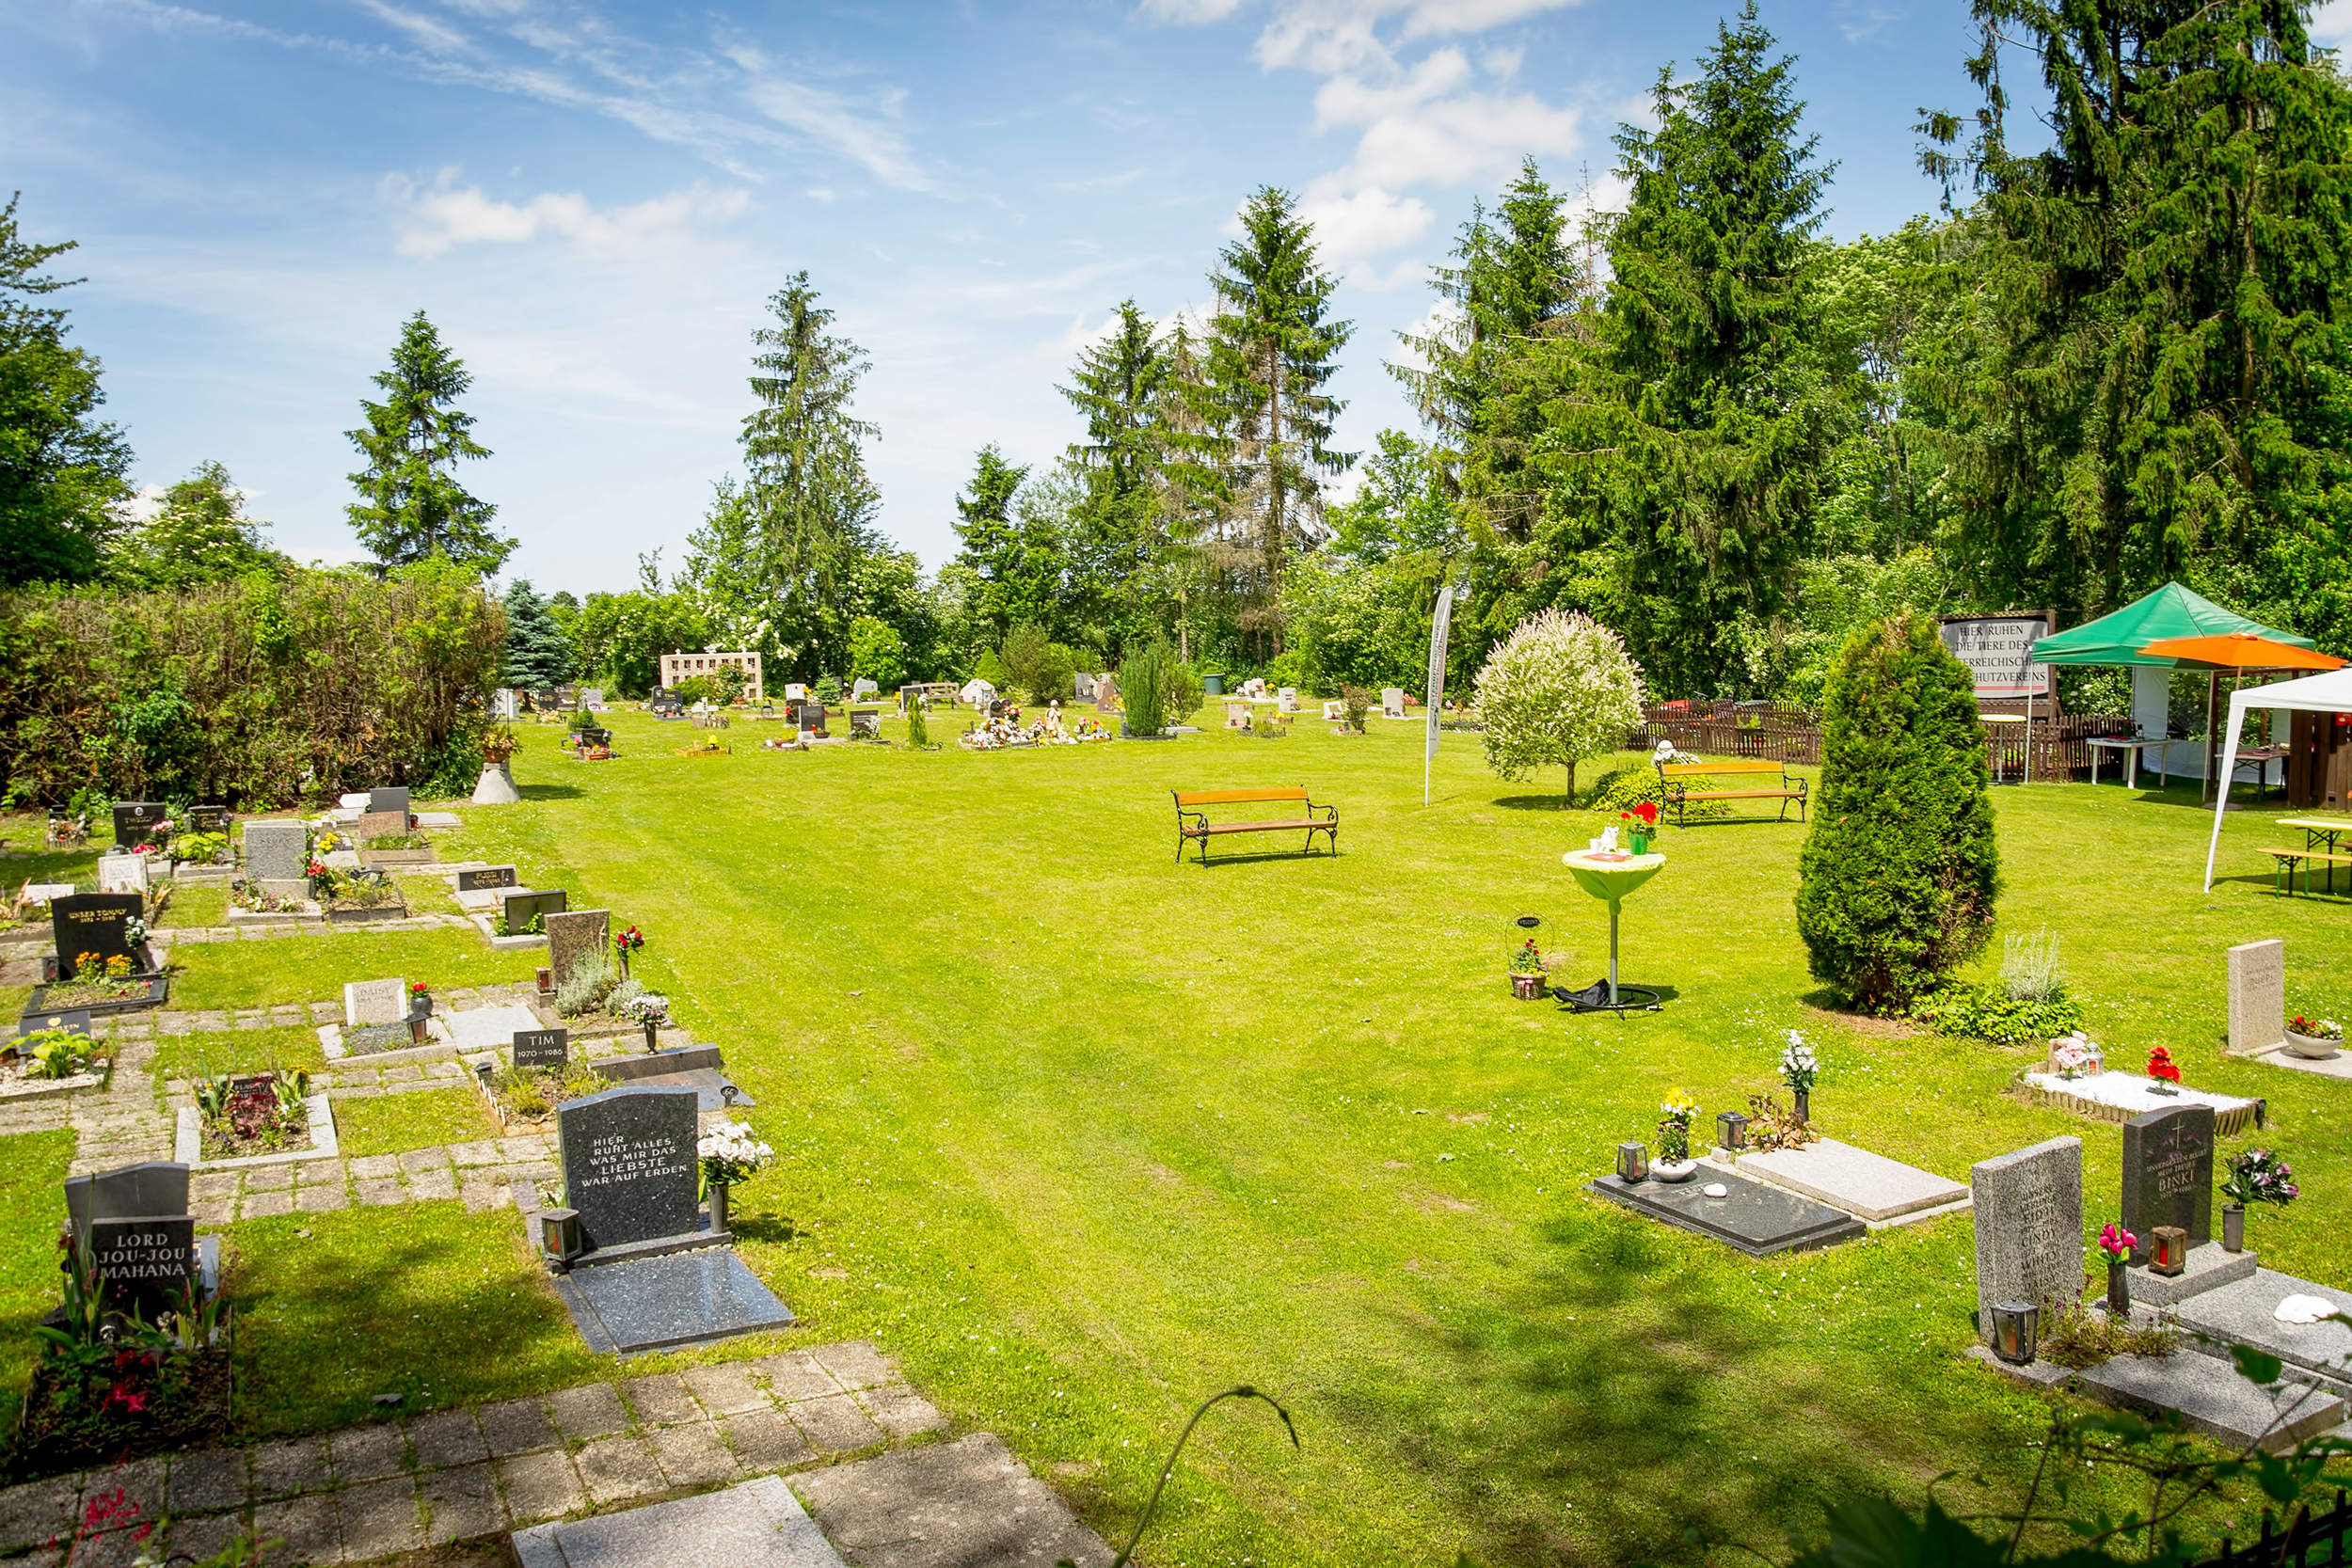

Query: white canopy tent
(2202, 666), (2352, 888)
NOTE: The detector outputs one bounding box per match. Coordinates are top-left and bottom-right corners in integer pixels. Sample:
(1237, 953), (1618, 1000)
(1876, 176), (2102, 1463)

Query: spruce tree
(1201, 186), (1355, 660)
(501, 578), (574, 691)
(1061, 301), (1169, 651)
(346, 310), (513, 574)
(1795, 611), (2000, 1012)
(950, 444), (1032, 645)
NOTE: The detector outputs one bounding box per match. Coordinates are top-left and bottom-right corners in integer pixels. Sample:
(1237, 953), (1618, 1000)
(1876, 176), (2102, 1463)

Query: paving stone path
(0, 1340), (946, 1567)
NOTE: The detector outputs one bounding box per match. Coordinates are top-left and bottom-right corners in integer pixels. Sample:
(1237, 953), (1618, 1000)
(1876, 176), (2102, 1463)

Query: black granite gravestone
(456, 864), (519, 893)
(1588, 1169), (1866, 1257)
(64, 1162), (205, 1317)
(112, 801), (166, 847)
(367, 786), (410, 817)
(515, 1027), (570, 1069)
(14, 1008), (93, 1042)
(2122, 1102), (2216, 1256)
(50, 893), (146, 980)
(503, 889), (568, 930)
(187, 804), (230, 834)
(557, 1085), (700, 1252)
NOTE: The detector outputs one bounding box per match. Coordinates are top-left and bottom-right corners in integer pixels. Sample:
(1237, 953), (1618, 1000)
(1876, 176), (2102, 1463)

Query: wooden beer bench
(1171, 788), (1339, 864)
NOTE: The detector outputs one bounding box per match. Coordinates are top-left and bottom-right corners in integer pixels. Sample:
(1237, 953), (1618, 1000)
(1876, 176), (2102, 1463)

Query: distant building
(660, 650), (763, 703)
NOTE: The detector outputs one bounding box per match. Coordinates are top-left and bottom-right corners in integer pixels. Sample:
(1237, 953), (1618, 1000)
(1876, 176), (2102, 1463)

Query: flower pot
(1510, 973), (1547, 1000)
(1629, 833), (1650, 855)
(708, 1181), (729, 1235)
(1794, 1089), (1810, 1125)
(2284, 1029), (2340, 1059)
(2223, 1203), (2246, 1253)
(642, 1020), (661, 1053)
(2106, 1259), (2130, 1315)
(1651, 1158), (1698, 1183)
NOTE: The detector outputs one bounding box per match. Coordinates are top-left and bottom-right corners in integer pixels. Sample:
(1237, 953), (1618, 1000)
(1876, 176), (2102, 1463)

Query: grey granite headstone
(65, 1161), (199, 1318)
(557, 1085), (701, 1253)
(2229, 940), (2287, 1055)
(344, 977), (409, 1028)
(242, 820), (310, 883)
(515, 1028), (570, 1069)
(186, 804), (229, 834)
(65, 1162), (190, 1236)
(354, 810), (407, 844)
(456, 864), (519, 893)
(545, 909), (609, 990)
(50, 893), (145, 980)
(2122, 1102), (2215, 1256)
(112, 801), (166, 847)
(503, 889), (568, 931)
(367, 786), (410, 817)
(1970, 1136), (2083, 1341)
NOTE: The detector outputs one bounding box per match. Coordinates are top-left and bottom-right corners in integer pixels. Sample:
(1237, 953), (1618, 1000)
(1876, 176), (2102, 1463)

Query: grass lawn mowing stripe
(334, 1085), (497, 1158)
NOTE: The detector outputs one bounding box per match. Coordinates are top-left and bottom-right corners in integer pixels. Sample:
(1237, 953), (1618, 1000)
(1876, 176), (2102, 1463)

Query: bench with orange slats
(1170, 787), (1339, 864)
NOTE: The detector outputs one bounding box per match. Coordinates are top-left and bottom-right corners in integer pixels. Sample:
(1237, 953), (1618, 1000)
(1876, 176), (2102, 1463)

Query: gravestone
(851, 678), (878, 699)
(242, 820), (309, 883)
(557, 1085), (702, 1253)
(1970, 1136), (2083, 1343)
(98, 854), (151, 895)
(64, 1162), (203, 1318)
(1382, 688), (1407, 720)
(456, 864), (519, 894)
(1093, 675), (1118, 712)
(515, 1027), (571, 1069)
(850, 710), (880, 739)
(14, 1008), (93, 1041)
(2122, 1103), (2215, 1256)
(50, 894), (146, 980)
(343, 977), (409, 1027)
(1279, 688), (1300, 713)
(354, 810), (408, 845)
(581, 688), (604, 707)
(112, 801), (166, 847)
(1588, 1167), (1865, 1256)
(795, 703), (826, 731)
(187, 804), (229, 835)
(22, 882), (74, 906)
(504, 888), (569, 934)
(545, 908), (610, 990)
(493, 688), (520, 721)
(367, 787), (410, 818)
(2229, 940), (2287, 1055)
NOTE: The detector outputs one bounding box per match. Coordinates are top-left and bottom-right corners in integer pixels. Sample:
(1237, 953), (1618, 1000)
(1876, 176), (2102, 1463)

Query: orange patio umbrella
(2138, 632), (2344, 671)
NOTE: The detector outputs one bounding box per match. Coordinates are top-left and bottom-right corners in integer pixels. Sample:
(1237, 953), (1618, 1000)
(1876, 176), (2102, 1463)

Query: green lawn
(335, 1086), (496, 1157)
(0, 1132), (72, 1434)
(151, 1026), (327, 1085)
(8, 714), (2350, 1561)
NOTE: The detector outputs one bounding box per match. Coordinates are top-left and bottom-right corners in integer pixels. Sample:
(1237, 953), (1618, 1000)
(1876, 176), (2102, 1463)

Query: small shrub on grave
(172, 829), (230, 863)
(490, 1059), (612, 1123)
(1795, 612), (2000, 1013)
(906, 703), (930, 748)
(1000, 623), (1077, 707)
(1120, 643), (1168, 736)
(195, 1068), (312, 1159)
(1904, 982), (2082, 1045)
(555, 952), (621, 1018)
(2036, 1276), (2182, 1369)
(12, 1028), (97, 1080)
(671, 675), (717, 705)
(1743, 1093), (1816, 1152)
(316, 865), (403, 911)
(1339, 685), (1371, 732)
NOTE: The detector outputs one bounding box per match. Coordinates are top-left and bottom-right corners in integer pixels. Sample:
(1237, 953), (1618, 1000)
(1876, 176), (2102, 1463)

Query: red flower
(2148, 1047), (2183, 1083)
(1632, 801), (1660, 826)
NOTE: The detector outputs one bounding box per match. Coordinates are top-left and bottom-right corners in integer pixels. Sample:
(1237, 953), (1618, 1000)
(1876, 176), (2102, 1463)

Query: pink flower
(2098, 1222), (2136, 1260)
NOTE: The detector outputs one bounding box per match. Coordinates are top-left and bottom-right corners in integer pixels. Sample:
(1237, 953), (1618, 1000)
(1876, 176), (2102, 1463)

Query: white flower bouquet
(698, 1122), (774, 1187)
(1779, 1030), (1819, 1094)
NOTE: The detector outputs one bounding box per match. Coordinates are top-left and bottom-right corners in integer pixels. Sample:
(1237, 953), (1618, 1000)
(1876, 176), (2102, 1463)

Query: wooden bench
(1656, 759), (1808, 826)
(2265, 847), (2352, 896)
(1172, 788), (1338, 864)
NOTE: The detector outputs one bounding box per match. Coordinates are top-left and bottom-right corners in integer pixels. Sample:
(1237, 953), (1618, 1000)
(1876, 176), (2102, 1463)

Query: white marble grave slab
(20, 882), (74, 905)
(1732, 1139), (1970, 1222)
(439, 1003), (542, 1053)
(414, 811), (461, 829)
(343, 977), (408, 1027)
(338, 792), (370, 809)
(2249, 1045), (2352, 1081)
(514, 1475), (843, 1568)
(2022, 1069), (2263, 1120)
(98, 855), (150, 894)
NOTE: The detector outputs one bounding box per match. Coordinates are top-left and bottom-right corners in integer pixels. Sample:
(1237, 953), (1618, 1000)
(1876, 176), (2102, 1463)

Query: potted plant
(2047, 1030), (2102, 1078)
(409, 980), (433, 1019)
(1508, 936), (1549, 1000)
(2098, 1222), (2135, 1314)
(1653, 1089), (1700, 1180)
(2146, 1046), (2183, 1094)
(1619, 801), (1659, 854)
(620, 991), (671, 1052)
(697, 1121), (774, 1235)
(2286, 1014), (2342, 1059)
(2220, 1148), (2298, 1253)
(1779, 1031), (1820, 1124)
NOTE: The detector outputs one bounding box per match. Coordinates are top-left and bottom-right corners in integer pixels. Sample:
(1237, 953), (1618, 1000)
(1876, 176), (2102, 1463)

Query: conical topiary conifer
(1795, 611), (2000, 1012)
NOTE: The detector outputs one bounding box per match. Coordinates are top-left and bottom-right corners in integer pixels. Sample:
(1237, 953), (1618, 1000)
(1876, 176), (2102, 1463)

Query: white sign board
(1939, 615), (2052, 699)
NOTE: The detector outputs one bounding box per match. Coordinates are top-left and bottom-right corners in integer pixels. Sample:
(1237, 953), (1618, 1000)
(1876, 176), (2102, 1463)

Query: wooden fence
(1634, 704), (2140, 781)
(2199, 1494), (2352, 1568)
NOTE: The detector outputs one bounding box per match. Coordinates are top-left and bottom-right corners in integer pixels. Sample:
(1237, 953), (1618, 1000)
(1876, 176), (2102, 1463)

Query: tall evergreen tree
(1198, 186), (1355, 659)
(949, 444), (1039, 645)
(1919, 0), (2352, 646)
(345, 310), (512, 575)
(1539, 4), (1840, 695)
(738, 273), (883, 676)
(0, 193), (133, 585)
(501, 578), (574, 691)
(1061, 302), (1169, 654)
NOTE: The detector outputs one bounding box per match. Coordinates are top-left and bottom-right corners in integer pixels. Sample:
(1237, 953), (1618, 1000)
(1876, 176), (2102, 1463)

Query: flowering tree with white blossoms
(1472, 608), (1646, 806)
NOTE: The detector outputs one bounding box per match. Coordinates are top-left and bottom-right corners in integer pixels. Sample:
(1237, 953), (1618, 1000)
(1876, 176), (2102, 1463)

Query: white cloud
(2313, 0), (2352, 46)
(1298, 185), (1433, 263)
(1138, 0), (1248, 20)
(723, 44), (932, 192)
(383, 171), (751, 258)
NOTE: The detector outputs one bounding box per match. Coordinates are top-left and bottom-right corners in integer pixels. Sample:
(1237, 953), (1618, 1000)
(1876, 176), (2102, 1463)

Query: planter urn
(708, 1182), (729, 1236)
(2284, 1029), (2339, 1060)
(1794, 1089), (1810, 1125)
(2223, 1203), (2247, 1253)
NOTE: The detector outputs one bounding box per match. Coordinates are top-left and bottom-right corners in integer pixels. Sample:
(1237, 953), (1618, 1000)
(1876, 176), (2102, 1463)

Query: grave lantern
(1615, 1141), (1650, 1182)
(2150, 1226), (2188, 1276)
(539, 1207), (582, 1271)
(1716, 1110), (1750, 1154)
(1989, 1300), (2041, 1366)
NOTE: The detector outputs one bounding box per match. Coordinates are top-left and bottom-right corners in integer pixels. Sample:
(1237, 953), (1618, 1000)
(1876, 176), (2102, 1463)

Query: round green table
(1561, 848), (1665, 1008)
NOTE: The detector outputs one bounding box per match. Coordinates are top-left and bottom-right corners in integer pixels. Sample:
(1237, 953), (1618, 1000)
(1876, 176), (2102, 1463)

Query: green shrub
(1795, 613), (2001, 1012)
(1906, 982), (2082, 1045)
(1159, 654), (1204, 726)
(1120, 644), (1168, 736)
(906, 703), (929, 748)
(670, 675), (716, 705)
(1001, 623), (1078, 705)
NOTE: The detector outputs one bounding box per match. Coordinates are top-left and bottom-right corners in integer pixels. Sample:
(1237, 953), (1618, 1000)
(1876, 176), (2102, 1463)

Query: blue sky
(13, 0), (2338, 594)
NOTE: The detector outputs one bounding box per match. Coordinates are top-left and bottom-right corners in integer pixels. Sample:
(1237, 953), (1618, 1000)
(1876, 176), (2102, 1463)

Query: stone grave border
(174, 1092), (340, 1170)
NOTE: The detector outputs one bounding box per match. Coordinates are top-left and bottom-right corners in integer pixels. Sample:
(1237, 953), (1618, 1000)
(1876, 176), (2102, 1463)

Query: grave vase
(709, 1181), (729, 1236)
(642, 1019), (661, 1053)
(1794, 1089), (1810, 1125)
(2106, 1259), (2130, 1316)
(2223, 1204), (2246, 1253)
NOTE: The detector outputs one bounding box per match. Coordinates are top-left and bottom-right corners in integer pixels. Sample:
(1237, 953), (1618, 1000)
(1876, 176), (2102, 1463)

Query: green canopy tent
(2028, 584), (2315, 799)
